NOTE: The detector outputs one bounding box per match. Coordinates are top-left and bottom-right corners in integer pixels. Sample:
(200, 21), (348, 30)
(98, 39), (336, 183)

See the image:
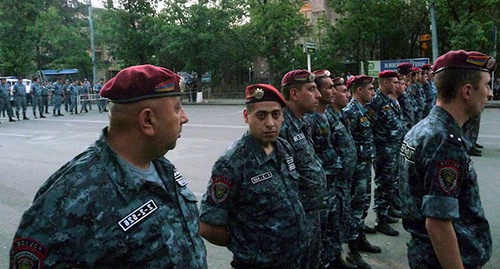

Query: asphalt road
(1, 104), (499, 268)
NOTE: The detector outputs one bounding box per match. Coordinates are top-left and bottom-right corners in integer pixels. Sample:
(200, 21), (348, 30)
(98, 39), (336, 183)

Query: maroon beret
(397, 62), (413, 75)
(347, 75), (373, 88)
(281, 69), (315, 87)
(245, 84), (286, 107)
(100, 64), (183, 103)
(433, 50), (497, 74)
(378, 70), (398, 78)
(332, 77), (345, 86)
(312, 69), (331, 84)
(421, 64), (432, 71)
(411, 67), (421, 73)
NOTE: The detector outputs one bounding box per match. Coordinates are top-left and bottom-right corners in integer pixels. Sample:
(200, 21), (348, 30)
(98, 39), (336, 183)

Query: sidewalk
(183, 98), (500, 108)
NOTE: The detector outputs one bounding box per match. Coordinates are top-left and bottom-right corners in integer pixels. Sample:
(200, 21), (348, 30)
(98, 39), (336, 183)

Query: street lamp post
(88, 0), (97, 87)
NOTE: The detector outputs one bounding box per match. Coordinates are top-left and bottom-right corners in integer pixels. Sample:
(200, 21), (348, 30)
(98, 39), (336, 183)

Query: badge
(118, 200), (158, 232)
(286, 156), (296, 171)
(211, 176), (231, 204)
(250, 172), (273, 184)
(12, 238), (48, 269)
(174, 169), (188, 187)
(293, 133), (305, 142)
(436, 160), (460, 194)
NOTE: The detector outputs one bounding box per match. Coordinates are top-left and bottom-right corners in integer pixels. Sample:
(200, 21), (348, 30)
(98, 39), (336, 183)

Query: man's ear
(289, 87), (300, 101)
(139, 108), (155, 137)
(243, 108), (249, 124)
(461, 83), (473, 101)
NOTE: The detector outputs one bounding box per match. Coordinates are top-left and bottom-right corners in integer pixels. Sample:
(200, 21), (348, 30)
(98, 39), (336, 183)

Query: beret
(245, 84), (286, 107)
(411, 67), (421, 73)
(312, 69), (331, 84)
(332, 77), (345, 86)
(433, 50), (496, 74)
(421, 64), (432, 71)
(378, 70), (398, 78)
(100, 64), (183, 103)
(281, 69), (315, 87)
(397, 62), (413, 75)
(346, 75), (373, 88)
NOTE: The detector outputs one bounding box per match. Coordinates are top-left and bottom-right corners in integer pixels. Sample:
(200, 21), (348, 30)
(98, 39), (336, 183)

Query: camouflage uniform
(343, 99), (375, 237)
(397, 91), (416, 135)
(10, 127), (207, 268)
(41, 84), (50, 113)
(69, 83), (79, 114)
(368, 89), (403, 217)
(12, 82), (27, 119)
(280, 107), (326, 268)
(421, 82), (435, 117)
(200, 131), (307, 268)
(400, 106), (491, 268)
(325, 107), (357, 247)
(31, 82), (43, 117)
(304, 110), (342, 266)
(0, 82), (14, 119)
(407, 83), (426, 123)
(52, 81), (63, 114)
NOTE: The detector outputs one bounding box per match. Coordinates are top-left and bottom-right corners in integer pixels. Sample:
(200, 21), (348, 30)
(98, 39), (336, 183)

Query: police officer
(12, 77), (29, 120)
(304, 69), (346, 268)
(367, 70), (403, 236)
(396, 73), (415, 134)
(68, 79), (80, 114)
(52, 77), (64, 116)
(81, 78), (92, 112)
(31, 77), (45, 118)
(280, 69), (326, 268)
(62, 79), (71, 112)
(0, 78), (16, 122)
(41, 81), (50, 114)
(10, 64), (207, 268)
(343, 75), (382, 263)
(399, 50), (494, 268)
(95, 79), (108, 112)
(407, 68), (426, 122)
(200, 84), (307, 268)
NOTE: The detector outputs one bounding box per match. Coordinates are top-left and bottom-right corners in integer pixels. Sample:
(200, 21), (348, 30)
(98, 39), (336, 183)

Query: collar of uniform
(351, 99), (368, 115)
(283, 107), (306, 130)
(430, 106), (472, 151)
(243, 131), (278, 166)
(94, 127), (173, 203)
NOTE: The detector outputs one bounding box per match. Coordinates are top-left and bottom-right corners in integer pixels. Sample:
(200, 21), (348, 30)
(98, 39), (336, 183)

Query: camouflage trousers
(348, 160), (372, 239)
(300, 211), (321, 269)
(319, 174), (351, 266)
(373, 143), (399, 216)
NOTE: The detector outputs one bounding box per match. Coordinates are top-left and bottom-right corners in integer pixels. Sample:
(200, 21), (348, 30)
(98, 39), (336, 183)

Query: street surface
(1, 104), (499, 268)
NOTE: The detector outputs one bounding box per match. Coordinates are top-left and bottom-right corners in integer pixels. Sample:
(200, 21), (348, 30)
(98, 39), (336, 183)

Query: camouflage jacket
(343, 99), (374, 162)
(10, 127), (207, 268)
(279, 107), (326, 211)
(367, 89), (403, 147)
(399, 106), (491, 266)
(199, 131), (307, 267)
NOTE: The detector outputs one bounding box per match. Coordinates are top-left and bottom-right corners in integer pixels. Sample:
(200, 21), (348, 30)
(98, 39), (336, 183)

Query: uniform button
(450, 134), (454, 138)
(458, 138), (462, 142)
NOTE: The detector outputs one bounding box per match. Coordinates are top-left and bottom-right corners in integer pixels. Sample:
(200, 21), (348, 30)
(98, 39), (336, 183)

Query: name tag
(286, 156), (296, 171)
(400, 141), (415, 163)
(118, 200), (158, 232)
(293, 133), (305, 142)
(251, 172), (273, 184)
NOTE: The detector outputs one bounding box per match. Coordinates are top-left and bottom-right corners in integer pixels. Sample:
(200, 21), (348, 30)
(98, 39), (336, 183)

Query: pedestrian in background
(400, 50), (494, 268)
(10, 64), (207, 268)
(200, 84), (307, 268)
(0, 78), (16, 122)
(12, 77), (29, 120)
(52, 77), (64, 116)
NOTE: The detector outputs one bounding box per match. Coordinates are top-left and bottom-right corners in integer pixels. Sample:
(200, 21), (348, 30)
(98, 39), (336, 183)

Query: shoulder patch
(11, 238), (48, 269)
(173, 168), (188, 187)
(211, 176), (231, 204)
(436, 160), (460, 194)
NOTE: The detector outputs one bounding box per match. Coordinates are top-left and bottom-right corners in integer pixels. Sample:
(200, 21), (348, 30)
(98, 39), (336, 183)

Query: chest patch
(251, 171), (273, 184)
(118, 200), (158, 232)
(293, 133), (305, 142)
(436, 160), (460, 194)
(286, 156), (296, 171)
(211, 176), (231, 204)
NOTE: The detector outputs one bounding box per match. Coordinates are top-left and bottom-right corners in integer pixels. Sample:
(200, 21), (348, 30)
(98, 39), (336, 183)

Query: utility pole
(88, 0), (97, 87)
(430, 0), (439, 63)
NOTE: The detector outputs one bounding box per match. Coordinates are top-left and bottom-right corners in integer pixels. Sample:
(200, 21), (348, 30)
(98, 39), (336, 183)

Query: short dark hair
(434, 69), (483, 103)
(281, 84), (299, 100)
